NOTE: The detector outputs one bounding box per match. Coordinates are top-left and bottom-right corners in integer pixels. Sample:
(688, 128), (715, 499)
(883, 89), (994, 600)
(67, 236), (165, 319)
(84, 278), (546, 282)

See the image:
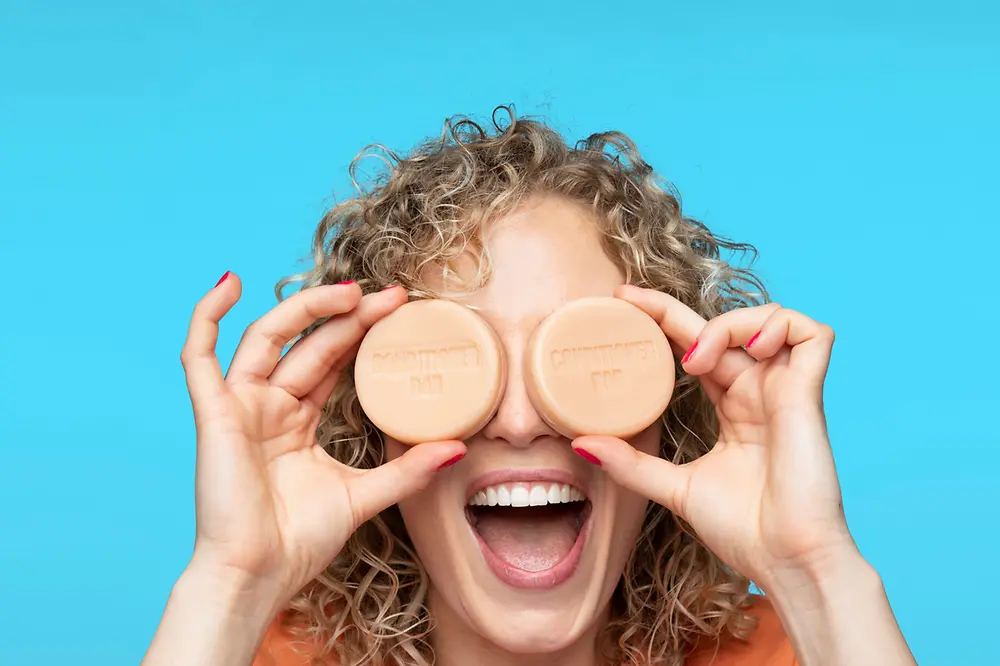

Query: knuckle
(238, 322), (256, 347)
(697, 316), (721, 338)
(189, 302), (208, 325)
(242, 319), (262, 340)
(303, 297), (336, 322)
(243, 320), (285, 348)
(768, 307), (794, 329)
(264, 330), (288, 350)
(180, 347), (206, 367)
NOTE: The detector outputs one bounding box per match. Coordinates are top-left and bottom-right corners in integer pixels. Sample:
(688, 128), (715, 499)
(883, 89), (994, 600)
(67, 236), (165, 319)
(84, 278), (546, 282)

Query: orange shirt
(255, 596), (796, 666)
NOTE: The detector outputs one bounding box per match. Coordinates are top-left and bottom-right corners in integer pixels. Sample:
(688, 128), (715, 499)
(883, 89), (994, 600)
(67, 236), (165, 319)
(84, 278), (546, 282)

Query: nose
(480, 340), (560, 448)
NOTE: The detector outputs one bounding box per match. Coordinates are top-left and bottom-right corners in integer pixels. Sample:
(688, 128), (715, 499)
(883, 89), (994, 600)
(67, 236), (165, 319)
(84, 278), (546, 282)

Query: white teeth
(511, 486), (530, 507)
(528, 486), (547, 506)
(468, 482), (586, 507)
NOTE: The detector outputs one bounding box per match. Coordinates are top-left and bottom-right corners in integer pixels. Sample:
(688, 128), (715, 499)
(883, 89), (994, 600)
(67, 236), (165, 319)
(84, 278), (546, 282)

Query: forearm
(763, 549), (916, 666)
(143, 564), (283, 666)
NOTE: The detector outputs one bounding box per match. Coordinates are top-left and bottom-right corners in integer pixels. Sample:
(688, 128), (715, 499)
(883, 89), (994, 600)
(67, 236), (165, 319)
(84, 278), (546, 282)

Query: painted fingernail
(438, 453), (465, 469)
(336, 280), (354, 285)
(746, 330), (762, 349)
(682, 340), (699, 364)
(573, 448), (601, 466)
(215, 271), (231, 287)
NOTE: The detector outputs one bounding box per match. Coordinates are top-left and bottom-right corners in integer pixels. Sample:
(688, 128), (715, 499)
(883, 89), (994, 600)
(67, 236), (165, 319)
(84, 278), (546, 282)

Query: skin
(143, 196), (916, 666)
(388, 199), (659, 661)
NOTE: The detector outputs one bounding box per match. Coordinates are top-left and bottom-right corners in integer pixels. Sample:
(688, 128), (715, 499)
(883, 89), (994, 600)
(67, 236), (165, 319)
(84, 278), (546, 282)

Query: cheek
(385, 436), (453, 562)
(609, 422), (662, 551)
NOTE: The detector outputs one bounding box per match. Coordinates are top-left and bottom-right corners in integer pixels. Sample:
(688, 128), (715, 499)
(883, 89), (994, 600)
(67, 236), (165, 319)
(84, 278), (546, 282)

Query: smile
(464, 469), (593, 589)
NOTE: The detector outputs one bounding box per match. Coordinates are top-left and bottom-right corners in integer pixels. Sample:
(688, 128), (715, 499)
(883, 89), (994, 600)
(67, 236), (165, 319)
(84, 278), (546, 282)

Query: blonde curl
(276, 105), (768, 665)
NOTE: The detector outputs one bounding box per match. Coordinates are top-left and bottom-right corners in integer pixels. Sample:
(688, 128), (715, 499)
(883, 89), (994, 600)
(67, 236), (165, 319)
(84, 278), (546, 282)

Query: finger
(346, 441), (468, 526)
(302, 341), (360, 410)
(615, 285), (756, 388)
(572, 435), (692, 520)
(745, 308), (835, 392)
(694, 373), (725, 404)
(683, 303), (783, 388)
(270, 286), (407, 398)
(180, 272), (242, 412)
(226, 282), (363, 384)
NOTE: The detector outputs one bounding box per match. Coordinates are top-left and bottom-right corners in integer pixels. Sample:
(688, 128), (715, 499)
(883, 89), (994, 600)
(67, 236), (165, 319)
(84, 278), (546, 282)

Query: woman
(143, 108), (915, 665)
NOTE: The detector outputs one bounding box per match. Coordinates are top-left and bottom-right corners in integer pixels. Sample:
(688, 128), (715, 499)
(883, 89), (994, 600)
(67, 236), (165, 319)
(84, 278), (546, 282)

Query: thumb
(572, 435), (691, 519)
(346, 441), (467, 526)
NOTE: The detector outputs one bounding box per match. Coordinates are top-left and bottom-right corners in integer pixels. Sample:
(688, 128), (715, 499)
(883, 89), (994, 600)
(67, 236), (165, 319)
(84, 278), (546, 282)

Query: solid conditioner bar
(354, 299), (507, 444)
(524, 297), (674, 439)
(355, 296), (673, 444)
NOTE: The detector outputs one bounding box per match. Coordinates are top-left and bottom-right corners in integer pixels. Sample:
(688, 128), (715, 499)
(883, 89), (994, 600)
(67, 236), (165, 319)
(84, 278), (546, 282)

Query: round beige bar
(525, 297), (674, 439)
(354, 299), (507, 445)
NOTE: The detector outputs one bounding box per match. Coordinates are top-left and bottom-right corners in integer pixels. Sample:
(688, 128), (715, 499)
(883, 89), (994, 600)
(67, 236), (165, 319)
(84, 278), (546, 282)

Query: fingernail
(336, 280), (355, 285)
(438, 453), (465, 469)
(573, 447), (601, 466)
(381, 285), (400, 291)
(746, 330), (762, 349)
(682, 340), (699, 364)
(215, 271), (231, 287)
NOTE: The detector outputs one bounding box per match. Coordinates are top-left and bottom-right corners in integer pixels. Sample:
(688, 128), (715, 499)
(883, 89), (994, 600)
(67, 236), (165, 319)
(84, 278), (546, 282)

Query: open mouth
(465, 479), (592, 588)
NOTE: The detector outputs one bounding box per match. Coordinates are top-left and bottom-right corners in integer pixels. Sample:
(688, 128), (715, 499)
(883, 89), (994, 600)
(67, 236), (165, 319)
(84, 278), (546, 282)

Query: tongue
(475, 506), (580, 572)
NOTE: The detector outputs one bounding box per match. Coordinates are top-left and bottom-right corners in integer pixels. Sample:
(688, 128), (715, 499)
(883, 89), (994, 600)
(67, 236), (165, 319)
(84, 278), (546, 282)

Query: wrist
(143, 561), (286, 666)
(759, 540), (872, 598)
(177, 556), (288, 623)
(759, 548), (914, 666)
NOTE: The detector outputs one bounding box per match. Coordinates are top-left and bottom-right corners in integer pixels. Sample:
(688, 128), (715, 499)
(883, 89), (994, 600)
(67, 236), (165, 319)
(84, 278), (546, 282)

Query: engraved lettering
(370, 341), (481, 399)
(410, 373), (443, 396)
(551, 339), (658, 392)
(591, 369), (625, 394)
(370, 341), (481, 374)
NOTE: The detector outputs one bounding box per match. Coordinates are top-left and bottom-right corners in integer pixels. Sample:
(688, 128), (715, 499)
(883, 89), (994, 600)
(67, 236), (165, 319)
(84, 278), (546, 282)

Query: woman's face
(386, 197), (659, 653)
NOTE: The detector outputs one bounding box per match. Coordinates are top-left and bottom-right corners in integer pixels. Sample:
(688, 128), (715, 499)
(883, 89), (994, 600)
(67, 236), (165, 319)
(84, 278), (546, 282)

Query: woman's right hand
(179, 273), (466, 609)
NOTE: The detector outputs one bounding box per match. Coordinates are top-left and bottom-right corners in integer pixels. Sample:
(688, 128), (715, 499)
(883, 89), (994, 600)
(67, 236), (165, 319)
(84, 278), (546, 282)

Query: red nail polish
(746, 330), (762, 349)
(682, 340), (699, 364)
(215, 271), (230, 287)
(438, 453), (465, 469)
(336, 280), (354, 285)
(573, 448), (601, 466)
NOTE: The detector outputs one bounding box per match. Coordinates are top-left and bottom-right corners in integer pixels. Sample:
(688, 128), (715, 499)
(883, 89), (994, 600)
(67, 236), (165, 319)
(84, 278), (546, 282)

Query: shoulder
(254, 613), (334, 666)
(685, 595), (797, 666)
(255, 597), (794, 666)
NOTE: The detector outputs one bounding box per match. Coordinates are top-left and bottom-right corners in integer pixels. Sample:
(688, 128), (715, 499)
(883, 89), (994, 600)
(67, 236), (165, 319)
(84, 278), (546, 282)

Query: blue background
(1, 1), (997, 663)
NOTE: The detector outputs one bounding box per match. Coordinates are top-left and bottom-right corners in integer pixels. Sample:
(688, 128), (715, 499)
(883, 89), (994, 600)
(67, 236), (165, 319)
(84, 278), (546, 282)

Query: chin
(392, 436), (652, 655)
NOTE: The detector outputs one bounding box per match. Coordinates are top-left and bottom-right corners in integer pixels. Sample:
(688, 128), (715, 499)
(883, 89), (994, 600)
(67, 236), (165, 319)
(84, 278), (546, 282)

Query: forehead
(436, 197), (625, 328)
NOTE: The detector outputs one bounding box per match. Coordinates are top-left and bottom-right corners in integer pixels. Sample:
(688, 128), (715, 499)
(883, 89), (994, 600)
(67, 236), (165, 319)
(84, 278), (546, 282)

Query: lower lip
(470, 506), (592, 590)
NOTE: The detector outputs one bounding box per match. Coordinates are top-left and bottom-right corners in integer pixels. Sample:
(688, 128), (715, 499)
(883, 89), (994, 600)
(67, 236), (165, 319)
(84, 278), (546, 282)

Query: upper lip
(465, 468), (589, 503)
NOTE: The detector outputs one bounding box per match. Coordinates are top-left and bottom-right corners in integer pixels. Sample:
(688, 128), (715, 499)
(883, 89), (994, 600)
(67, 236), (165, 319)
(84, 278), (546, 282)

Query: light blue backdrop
(1, 1), (996, 663)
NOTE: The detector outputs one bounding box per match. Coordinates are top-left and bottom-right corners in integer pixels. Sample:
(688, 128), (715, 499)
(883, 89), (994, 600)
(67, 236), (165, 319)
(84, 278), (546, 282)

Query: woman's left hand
(574, 284), (857, 587)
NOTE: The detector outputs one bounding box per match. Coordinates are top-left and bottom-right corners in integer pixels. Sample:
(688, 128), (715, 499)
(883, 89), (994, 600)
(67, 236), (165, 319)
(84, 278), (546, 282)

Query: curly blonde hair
(277, 106), (768, 665)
